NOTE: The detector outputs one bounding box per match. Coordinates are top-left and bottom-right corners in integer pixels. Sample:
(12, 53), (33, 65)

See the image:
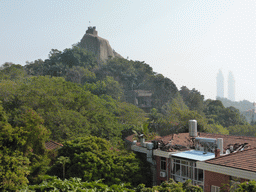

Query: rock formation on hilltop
(79, 26), (123, 62)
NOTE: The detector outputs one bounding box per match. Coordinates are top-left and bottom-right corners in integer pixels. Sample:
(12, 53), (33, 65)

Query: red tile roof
(205, 148), (256, 172)
(158, 132), (256, 149)
(126, 132), (256, 150)
(45, 140), (63, 150)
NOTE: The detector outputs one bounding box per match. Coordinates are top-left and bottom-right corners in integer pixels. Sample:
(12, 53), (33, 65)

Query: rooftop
(159, 132), (256, 151)
(45, 140), (63, 150)
(205, 147), (256, 172)
(172, 150), (215, 161)
(126, 132), (256, 152)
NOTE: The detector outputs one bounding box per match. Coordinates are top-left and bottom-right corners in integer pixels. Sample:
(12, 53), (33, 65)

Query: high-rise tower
(216, 69), (224, 98)
(228, 71), (235, 101)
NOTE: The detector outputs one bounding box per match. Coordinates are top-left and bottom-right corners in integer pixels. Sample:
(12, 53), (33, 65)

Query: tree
(204, 100), (247, 128)
(205, 124), (229, 135)
(158, 93), (207, 135)
(0, 63), (27, 80)
(56, 156), (70, 179)
(49, 136), (145, 186)
(25, 176), (134, 192)
(0, 151), (30, 191)
(0, 103), (31, 191)
(180, 86), (204, 114)
(236, 180), (256, 192)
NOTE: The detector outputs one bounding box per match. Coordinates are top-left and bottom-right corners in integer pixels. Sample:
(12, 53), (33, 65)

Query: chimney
(215, 149), (220, 158)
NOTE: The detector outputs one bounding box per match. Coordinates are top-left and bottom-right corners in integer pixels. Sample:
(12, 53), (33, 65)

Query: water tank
(189, 120), (197, 137)
(195, 137), (216, 143)
(217, 138), (223, 154)
(147, 142), (154, 150)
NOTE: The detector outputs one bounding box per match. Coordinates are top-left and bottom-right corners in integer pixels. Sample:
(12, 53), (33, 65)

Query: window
(198, 169), (204, 181)
(160, 157), (166, 170)
(171, 158), (204, 189)
(211, 185), (220, 192)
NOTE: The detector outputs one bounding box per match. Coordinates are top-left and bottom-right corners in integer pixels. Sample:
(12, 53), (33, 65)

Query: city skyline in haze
(216, 70), (236, 101)
(1, 0), (256, 102)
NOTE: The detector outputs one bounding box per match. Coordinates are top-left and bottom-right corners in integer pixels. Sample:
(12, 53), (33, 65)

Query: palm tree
(57, 156), (70, 179)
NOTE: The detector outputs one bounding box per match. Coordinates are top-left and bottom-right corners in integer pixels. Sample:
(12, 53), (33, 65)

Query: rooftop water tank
(195, 137), (216, 143)
(146, 142), (154, 150)
(189, 120), (197, 138)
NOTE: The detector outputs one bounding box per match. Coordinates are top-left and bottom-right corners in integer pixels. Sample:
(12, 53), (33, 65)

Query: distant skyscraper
(216, 69), (224, 98)
(228, 71), (235, 101)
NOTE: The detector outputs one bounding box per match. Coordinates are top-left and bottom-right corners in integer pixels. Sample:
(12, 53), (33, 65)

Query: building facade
(197, 148), (256, 191)
(127, 127), (256, 191)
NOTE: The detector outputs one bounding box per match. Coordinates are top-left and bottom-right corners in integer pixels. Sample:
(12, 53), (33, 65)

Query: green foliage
(205, 124), (229, 135)
(158, 94), (207, 135)
(204, 100), (247, 128)
(48, 136), (145, 186)
(227, 124), (256, 136)
(22, 176), (202, 192)
(179, 86), (204, 114)
(0, 151), (30, 191)
(0, 103), (50, 190)
(56, 156), (70, 179)
(150, 74), (178, 109)
(0, 76), (126, 142)
(66, 66), (96, 84)
(236, 180), (256, 192)
(84, 76), (124, 100)
(22, 175), (134, 191)
(25, 46), (97, 78)
(139, 179), (203, 192)
(0, 62), (27, 81)
(114, 101), (147, 126)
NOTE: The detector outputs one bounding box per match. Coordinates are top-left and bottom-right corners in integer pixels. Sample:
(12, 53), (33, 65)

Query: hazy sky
(1, 0), (256, 102)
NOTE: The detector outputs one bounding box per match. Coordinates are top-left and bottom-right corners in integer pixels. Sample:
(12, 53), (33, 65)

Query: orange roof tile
(205, 148), (256, 172)
(159, 132), (256, 149)
(125, 132), (256, 150)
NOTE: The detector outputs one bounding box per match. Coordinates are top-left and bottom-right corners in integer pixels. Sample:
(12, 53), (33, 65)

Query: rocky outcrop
(80, 26), (123, 62)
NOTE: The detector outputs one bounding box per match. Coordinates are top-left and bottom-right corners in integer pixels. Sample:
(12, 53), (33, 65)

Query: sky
(1, 0), (256, 103)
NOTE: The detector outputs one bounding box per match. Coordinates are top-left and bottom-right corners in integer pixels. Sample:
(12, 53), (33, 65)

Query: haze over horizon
(1, 0), (256, 103)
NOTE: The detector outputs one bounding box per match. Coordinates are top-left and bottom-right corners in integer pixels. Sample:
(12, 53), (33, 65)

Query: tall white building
(228, 71), (235, 101)
(216, 70), (224, 98)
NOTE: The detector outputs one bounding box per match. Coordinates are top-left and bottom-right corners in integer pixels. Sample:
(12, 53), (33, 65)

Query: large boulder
(80, 26), (122, 62)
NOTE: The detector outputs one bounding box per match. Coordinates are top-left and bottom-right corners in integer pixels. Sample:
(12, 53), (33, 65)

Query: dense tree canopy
(0, 76), (147, 142)
(0, 103), (50, 190)
(204, 99), (247, 127)
(49, 136), (148, 186)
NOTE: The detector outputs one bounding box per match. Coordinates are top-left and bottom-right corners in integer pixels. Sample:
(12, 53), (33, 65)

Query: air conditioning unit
(160, 171), (166, 177)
